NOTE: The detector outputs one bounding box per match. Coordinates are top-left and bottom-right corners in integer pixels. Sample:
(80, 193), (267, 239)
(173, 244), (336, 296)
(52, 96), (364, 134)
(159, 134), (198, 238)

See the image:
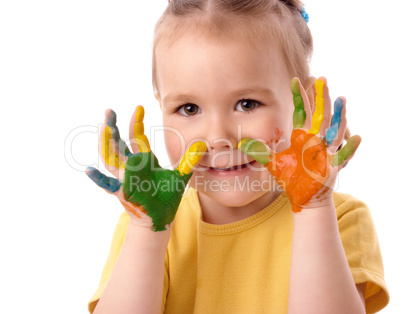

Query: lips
(209, 161), (254, 171)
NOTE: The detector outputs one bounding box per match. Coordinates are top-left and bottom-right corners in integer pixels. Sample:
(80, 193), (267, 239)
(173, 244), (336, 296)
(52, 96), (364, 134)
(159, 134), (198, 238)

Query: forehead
(155, 31), (291, 100)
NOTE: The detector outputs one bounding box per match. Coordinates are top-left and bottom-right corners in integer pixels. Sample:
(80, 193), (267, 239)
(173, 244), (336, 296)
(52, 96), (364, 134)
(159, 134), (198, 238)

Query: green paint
(291, 78), (306, 129)
(122, 152), (192, 231)
(238, 138), (271, 165)
(332, 135), (361, 166)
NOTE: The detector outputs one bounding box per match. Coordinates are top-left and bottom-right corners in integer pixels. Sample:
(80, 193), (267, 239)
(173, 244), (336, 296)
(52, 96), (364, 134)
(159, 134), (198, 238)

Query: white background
(1, 0), (401, 313)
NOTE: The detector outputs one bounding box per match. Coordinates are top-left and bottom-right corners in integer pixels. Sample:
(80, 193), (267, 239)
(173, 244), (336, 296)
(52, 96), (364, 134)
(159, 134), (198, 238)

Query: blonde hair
(152, 0), (312, 95)
(151, 0), (350, 142)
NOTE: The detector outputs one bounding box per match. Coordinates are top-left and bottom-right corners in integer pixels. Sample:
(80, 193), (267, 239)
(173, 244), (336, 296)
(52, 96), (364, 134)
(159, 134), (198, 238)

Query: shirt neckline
(185, 187), (289, 235)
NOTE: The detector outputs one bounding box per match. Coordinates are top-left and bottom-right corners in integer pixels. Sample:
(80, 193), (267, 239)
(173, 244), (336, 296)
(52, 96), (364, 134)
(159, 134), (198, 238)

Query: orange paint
(121, 202), (148, 218)
(129, 209), (142, 218)
(267, 129), (330, 212)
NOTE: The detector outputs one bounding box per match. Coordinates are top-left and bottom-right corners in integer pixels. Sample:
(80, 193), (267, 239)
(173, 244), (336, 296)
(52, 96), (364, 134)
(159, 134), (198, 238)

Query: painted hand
(86, 106), (207, 231)
(238, 77), (361, 213)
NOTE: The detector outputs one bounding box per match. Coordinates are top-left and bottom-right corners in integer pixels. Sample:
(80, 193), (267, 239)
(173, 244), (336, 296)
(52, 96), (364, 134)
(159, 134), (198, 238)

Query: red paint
(268, 127), (284, 145)
(266, 129), (329, 212)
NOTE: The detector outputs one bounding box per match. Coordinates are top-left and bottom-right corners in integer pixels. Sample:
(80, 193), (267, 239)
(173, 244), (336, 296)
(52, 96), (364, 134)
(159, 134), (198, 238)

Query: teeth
(211, 161), (252, 171)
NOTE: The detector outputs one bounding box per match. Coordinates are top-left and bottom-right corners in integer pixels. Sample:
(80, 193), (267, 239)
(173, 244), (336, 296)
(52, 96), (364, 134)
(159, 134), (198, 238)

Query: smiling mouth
(209, 160), (255, 171)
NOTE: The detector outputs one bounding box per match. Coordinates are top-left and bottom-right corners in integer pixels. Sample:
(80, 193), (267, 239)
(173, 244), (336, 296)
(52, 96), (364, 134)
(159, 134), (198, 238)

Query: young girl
(86, 0), (389, 313)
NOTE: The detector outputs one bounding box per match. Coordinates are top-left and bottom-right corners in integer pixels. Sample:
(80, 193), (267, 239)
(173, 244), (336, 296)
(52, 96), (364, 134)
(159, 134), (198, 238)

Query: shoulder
(333, 191), (368, 208)
(332, 192), (390, 312)
(332, 191), (376, 245)
(332, 191), (371, 221)
(332, 191), (377, 245)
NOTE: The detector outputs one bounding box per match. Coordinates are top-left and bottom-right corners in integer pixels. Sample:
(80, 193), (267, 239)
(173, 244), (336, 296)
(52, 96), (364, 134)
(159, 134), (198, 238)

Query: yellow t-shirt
(88, 188), (389, 313)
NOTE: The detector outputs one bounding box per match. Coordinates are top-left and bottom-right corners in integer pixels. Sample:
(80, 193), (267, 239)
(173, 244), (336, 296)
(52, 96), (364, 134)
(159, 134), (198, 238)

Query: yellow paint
(309, 79), (325, 135)
(101, 126), (125, 169)
(134, 106), (151, 153)
(177, 141), (207, 176)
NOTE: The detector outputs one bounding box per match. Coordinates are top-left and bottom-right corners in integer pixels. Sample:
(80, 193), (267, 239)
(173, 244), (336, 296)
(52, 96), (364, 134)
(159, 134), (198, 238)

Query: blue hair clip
(301, 7), (309, 23)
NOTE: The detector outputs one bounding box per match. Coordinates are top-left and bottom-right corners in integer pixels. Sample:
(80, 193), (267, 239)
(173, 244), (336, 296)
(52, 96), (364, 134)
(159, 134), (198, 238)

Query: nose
(204, 114), (239, 152)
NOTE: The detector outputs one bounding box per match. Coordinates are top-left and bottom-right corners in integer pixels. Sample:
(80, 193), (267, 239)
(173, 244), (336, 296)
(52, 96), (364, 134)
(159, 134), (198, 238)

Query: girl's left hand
(238, 77), (361, 213)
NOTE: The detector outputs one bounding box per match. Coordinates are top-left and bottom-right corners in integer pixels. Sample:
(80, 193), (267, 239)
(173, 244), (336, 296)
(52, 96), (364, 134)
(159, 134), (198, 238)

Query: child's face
(155, 32), (295, 207)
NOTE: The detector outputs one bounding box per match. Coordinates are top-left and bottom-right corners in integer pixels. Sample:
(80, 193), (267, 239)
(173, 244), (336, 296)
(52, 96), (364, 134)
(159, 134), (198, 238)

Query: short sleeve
(334, 193), (390, 313)
(87, 211), (170, 313)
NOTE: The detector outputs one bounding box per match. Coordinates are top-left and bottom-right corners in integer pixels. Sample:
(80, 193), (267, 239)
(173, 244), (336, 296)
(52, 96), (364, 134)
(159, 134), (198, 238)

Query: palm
(268, 129), (333, 212)
(122, 151), (192, 231)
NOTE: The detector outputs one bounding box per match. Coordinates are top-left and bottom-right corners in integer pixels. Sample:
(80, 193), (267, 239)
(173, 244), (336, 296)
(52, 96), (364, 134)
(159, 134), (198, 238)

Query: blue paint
(106, 110), (117, 127)
(105, 109), (132, 157)
(117, 138), (133, 157)
(325, 97), (344, 145)
(86, 167), (121, 193)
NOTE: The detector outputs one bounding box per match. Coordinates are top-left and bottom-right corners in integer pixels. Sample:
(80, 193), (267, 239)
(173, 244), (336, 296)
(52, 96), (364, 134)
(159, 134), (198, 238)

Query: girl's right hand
(86, 106), (207, 231)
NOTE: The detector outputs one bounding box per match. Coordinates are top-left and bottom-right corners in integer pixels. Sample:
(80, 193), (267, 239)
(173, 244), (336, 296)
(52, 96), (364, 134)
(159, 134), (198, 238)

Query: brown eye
(178, 104), (200, 116)
(236, 99), (258, 112)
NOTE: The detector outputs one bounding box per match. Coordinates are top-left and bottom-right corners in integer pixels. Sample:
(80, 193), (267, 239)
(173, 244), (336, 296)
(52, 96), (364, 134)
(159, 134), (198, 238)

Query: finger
(176, 141), (207, 176)
(317, 77), (332, 137)
(129, 105), (151, 154)
(238, 138), (271, 166)
(111, 138), (130, 166)
(85, 167), (122, 194)
(326, 97), (347, 153)
(291, 77), (312, 130)
(309, 78), (326, 135)
(332, 135), (361, 168)
(99, 123), (124, 178)
(291, 77), (305, 129)
(105, 111), (131, 168)
(105, 109), (132, 162)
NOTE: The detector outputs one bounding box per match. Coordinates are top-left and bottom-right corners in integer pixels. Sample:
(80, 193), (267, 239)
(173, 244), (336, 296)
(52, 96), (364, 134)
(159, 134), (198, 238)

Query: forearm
(94, 221), (170, 314)
(288, 202), (365, 314)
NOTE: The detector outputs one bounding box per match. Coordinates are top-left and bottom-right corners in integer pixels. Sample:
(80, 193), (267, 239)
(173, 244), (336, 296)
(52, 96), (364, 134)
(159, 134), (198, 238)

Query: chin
(192, 179), (269, 208)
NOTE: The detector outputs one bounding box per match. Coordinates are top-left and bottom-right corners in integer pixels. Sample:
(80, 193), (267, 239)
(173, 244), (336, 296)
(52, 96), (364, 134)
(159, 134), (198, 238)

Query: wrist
(293, 197), (335, 214)
(126, 220), (172, 249)
(291, 201), (342, 253)
(291, 200), (337, 226)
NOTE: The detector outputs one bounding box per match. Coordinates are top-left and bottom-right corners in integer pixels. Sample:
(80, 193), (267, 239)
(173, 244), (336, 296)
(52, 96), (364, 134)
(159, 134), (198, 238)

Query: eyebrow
(162, 87), (277, 106)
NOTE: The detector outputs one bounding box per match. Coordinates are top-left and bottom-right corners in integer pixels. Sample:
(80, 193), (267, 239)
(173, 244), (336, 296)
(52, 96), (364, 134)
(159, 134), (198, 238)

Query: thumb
(238, 138), (271, 167)
(176, 141), (208, 176)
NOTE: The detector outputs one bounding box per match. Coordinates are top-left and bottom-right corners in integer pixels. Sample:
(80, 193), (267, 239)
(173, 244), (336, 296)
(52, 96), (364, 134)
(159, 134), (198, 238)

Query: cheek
(163, 115), (205, 167)
(272, 116), (293, 152)
(163, 129), (184, 167)
(163, 120), (198, 168)
(242, 112), (293, 152)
